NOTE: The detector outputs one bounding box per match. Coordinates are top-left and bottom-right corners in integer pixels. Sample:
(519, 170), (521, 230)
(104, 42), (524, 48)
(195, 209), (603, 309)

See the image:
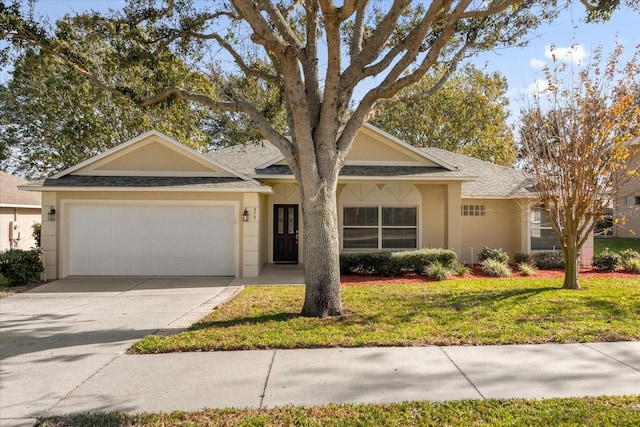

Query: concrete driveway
(0, 277), (235, 425)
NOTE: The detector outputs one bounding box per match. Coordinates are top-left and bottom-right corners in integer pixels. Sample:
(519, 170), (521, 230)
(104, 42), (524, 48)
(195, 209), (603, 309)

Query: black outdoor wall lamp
(48, 206), (56, 221)
(243, 208), (249, 222)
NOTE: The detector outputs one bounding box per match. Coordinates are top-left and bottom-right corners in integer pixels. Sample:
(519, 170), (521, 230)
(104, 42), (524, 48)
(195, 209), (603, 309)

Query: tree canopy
(372, 64), (516, 167)
(0, 43), (215, 178)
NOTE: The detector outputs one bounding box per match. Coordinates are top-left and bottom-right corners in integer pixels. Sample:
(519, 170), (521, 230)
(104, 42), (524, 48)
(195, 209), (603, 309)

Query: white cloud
(544, 44), (589, 65)
(524, 79), (550, 96)
(529, 58), (546, 68)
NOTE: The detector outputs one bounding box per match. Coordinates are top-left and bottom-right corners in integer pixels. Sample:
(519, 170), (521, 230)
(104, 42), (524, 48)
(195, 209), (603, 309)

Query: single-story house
(1, 171), (42, 251)
(21, 123), (592, 279)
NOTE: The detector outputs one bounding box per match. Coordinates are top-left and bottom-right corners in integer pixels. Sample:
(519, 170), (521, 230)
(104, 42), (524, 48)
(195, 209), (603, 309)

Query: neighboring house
(20, 124), (592, 280)
(613, 136), (640, 238)
(1, 171), (42, 251)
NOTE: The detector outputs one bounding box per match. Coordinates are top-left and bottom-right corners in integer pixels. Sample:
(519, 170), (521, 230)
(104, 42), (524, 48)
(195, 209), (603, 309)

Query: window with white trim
(343, 206), (417, 250)
(530, 208), (562, 251)
(625, 196), (640, 206)
(461, 204), (485, 216)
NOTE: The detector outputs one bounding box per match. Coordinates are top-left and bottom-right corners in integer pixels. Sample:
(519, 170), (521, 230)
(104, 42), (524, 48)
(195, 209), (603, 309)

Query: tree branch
(139, 86), (293, 158)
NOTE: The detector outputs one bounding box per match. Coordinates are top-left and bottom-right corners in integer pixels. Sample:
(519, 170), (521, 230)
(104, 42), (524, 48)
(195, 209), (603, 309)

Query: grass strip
(133, 277), (640, 353)
(38, 395), (640, 426)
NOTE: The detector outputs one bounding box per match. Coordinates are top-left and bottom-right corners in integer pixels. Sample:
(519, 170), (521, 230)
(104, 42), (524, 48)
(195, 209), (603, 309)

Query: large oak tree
(1, 0), (635, 316)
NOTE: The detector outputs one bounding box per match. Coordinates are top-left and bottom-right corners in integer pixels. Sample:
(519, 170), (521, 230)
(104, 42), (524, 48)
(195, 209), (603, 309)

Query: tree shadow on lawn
(189, 286), (561, 331)
(189, 311), (300, 330)
(439, 286), (559, 311)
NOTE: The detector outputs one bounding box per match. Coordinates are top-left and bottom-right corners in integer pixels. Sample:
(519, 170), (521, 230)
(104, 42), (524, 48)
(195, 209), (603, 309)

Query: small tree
(519, 45), (640, 289)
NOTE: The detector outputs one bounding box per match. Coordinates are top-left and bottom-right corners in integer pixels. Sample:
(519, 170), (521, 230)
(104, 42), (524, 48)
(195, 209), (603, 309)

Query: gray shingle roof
(208, 141), (533, 198)
(41, 175), (267, 190)
(207, 143), (282, 176)
(0, 171), (41, 206)
(422, 147), (535, 198)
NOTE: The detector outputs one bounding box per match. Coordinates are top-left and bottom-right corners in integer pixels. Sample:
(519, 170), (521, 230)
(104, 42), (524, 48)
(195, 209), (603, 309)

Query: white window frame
(342, 205), (418, 250)
(530, 207), (562, 251)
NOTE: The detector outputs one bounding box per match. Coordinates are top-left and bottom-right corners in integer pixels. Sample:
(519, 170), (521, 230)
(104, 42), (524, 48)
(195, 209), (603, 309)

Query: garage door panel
(68, 204), (236, 276)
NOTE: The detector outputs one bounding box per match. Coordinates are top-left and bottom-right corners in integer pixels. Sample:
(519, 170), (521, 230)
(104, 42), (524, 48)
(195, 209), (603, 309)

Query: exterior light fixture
(48, 206), (56, 221)
(242, 208), (249, 222)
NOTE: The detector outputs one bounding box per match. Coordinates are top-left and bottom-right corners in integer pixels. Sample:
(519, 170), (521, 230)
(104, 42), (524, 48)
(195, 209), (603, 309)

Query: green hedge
(0, 249), (44, 286)
(340, 248), (457, 277)
(532, 251), (565, 270)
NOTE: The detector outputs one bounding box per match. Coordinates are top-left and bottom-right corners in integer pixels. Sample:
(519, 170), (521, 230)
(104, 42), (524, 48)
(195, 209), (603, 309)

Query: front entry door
(273, 204), (299, 263)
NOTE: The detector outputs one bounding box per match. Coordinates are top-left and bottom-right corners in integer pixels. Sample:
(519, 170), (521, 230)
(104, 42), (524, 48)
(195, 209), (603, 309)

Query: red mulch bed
(340, 266), (639, 286)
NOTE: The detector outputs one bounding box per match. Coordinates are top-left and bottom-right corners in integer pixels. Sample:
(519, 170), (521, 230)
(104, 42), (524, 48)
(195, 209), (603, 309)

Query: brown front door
(273, 204), (299, 263)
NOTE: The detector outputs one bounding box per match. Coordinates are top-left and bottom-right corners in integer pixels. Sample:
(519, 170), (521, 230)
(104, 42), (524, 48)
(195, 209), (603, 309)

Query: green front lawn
(38, 396), (640, 426)
(133, 277), (640, 353)
(595, 236), (640, 254)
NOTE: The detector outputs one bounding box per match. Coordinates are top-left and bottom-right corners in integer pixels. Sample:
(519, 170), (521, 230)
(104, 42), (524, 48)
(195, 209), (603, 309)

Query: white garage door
(68, 204), (236, 276)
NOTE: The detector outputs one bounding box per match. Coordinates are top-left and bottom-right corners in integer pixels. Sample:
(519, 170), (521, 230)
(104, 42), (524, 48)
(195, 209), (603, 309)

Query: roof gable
(53, 131), (244, 179)
(252, 123), (457, 170)
(346, 123), (452, 168)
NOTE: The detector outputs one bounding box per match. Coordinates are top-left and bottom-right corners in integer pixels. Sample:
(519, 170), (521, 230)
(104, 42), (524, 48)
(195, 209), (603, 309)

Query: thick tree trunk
(562, 238), (581, 290)
(300, 183), (343, 317)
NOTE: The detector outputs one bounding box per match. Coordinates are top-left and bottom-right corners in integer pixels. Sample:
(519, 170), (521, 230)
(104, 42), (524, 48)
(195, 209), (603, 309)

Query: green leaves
(372, 64), (516, 166)
(0, 14), (215, 178)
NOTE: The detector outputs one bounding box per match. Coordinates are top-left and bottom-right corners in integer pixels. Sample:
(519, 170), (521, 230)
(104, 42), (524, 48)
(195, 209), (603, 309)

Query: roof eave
(21, 185), (273, 194)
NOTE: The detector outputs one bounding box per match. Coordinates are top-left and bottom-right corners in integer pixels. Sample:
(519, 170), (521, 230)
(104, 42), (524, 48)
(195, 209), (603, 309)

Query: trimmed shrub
(339, 253), (361, 274)
(339, 248), (458, 277)
(622, 257), (640, 274)
(513, 252), (531, 264)
(397, 248), (458, 272)
(620, 249), (640, 263)
(481, 259), (512, 277)
(592, 248), (621, 272)
(424, 261), (452, 281)
(478, 247), (509, 264)
(517, 262), (537, 276)
(532, 251), (565, 270)
(0, 249), (44, 286)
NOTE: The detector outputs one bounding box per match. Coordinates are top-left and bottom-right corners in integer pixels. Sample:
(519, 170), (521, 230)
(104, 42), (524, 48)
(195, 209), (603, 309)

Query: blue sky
(23, 1), (640, 123)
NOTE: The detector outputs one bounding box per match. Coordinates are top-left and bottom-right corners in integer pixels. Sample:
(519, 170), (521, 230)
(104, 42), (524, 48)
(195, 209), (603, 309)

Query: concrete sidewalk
(4, 342), (640, 425)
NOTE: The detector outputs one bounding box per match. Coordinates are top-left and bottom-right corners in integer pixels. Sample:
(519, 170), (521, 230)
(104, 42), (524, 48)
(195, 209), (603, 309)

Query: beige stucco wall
(417, 185), (446, 249)
(613, 176), (640, 239)
(242, 193), (261, 277)
(93, 143), (214, 173)
(0, 207), (41, 251)
(349, 133), (420, 163)
(460, 198), (527, 264)
(41, 192), (57, 279)
(259, 194), (269, 267)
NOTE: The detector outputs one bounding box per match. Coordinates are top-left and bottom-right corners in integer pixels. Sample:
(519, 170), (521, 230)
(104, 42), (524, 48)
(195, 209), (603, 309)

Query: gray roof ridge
(422, 146), (525, 173)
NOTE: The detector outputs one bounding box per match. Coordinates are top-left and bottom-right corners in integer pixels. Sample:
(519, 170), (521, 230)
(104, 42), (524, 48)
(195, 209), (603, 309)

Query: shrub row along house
(20, 123), (593, 280)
